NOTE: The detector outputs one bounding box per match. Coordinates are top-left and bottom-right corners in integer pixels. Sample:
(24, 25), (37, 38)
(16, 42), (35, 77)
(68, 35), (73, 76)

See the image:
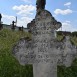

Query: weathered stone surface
(12, 37), (35, 65)
(33, 63), (57, 77)
(60, 36), (77, 67)
(36, 0), (46, 12)
(12, 10), (77, 77)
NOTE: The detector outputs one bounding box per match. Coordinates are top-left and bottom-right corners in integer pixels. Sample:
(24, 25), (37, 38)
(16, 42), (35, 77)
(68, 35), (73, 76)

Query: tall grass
(0, 29), (33, 77)
(0, 29), (77, 77)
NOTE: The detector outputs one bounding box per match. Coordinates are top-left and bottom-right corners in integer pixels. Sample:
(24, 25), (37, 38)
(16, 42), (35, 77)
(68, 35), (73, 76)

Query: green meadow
(0, 29), (77, 77)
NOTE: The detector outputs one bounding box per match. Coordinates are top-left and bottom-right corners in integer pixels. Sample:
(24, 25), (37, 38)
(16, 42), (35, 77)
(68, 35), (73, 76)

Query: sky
(0, 0), (77, 32)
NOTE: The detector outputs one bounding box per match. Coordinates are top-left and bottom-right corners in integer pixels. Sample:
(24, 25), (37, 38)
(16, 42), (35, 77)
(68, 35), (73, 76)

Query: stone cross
(12, 10), (77, 77)
(36, 0), (46, 14)
(0, 13), (2, 23)
(0, 13), (3, 30)
(11, 21), (16, 30)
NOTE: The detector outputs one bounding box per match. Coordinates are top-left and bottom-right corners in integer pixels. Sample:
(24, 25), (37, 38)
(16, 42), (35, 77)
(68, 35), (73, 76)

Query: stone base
(33, 63), (57, 77)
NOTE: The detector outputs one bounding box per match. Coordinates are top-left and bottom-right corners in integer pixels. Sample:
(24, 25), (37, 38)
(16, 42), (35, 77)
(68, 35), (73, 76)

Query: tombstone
(18, 26), (23, 31)
(36, 0), (46, 10)
(0, 13), (2, 22)
(36, 0), (46, 14)
(0, 24), (3, 30)
(0, 13), (3, 30)
(11, 21), (16, 30)
(12, 2), (77, 77)
(27, 19), (35, 33)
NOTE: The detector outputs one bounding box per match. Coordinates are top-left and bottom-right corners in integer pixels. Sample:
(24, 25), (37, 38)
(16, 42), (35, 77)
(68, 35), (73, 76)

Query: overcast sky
(0, 0), (77, 32)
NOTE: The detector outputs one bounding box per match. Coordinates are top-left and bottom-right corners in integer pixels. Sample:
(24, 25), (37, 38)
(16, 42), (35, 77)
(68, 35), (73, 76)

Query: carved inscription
(32, 22), (55, 35)
(31, 20), (56, 63)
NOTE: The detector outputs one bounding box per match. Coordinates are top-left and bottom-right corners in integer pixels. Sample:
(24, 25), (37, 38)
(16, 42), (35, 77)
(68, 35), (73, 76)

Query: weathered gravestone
(11, 21), (16, 30)
(0, 13), (2, 22)
(12, 1), (77, 77)
(36, 0), (46, 10)
(0, 13), (3, 30)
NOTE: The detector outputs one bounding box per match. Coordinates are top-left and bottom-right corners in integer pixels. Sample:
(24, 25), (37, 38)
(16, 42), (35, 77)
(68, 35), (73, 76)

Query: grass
(0, 29), (33, 77)
(57, 59), (77, 77)
(57, 35), (77, 77)
(0, 29), (77, 77)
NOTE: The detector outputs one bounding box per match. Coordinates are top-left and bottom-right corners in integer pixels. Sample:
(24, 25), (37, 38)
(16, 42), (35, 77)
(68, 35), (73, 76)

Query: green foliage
(0, 29), (33, 77)
(72, 31), (77, 36)
(57, 31), (63, 35)
(0, 29), (77, 77)
(56, 35), (64, 41)
(70, 36), (77, 46)
(57, 61), (77, 77)
(57, 35), (77, 77)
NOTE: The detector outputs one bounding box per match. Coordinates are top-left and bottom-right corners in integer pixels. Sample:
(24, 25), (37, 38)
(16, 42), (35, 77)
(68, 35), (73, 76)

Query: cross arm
(12, 37), (35, 66)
